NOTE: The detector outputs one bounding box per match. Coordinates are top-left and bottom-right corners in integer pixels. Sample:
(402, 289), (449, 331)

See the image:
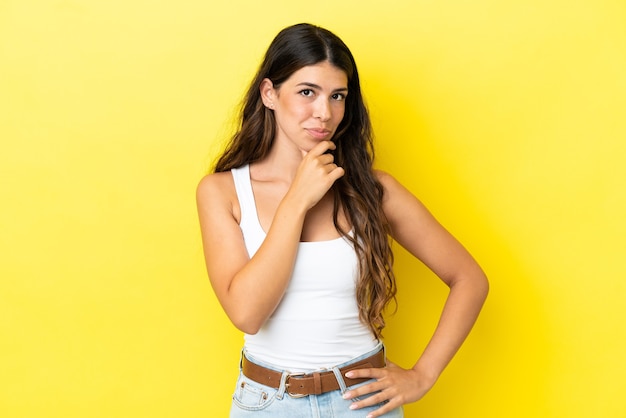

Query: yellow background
(2, 0), (625, 417)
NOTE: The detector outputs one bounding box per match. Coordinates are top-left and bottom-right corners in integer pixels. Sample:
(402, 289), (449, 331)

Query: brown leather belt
(241, 349), (385, 397)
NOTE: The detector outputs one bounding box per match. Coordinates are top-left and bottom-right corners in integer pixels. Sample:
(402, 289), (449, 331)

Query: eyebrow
(296, 82), (348, 93)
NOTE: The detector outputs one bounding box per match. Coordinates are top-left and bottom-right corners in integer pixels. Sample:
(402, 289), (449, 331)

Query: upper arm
(196, 173), (250, 304)
(376, 170), (484, 287)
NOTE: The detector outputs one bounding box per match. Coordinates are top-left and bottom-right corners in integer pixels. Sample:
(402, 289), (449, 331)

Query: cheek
(334, 106), (346, 124)
(276, 104), (304, 124)
(283, 101), (309, 120)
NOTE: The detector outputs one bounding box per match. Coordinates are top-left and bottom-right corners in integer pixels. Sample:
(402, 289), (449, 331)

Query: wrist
(270, 194), (307, 234)
(280, 189), (311, 215)
(411, 362), (441, 387)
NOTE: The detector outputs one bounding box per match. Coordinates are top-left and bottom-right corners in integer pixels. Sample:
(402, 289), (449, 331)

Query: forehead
(285, 61), (348, 87)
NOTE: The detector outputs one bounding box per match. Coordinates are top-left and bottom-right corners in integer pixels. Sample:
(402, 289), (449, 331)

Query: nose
(313, 98), (331, 122)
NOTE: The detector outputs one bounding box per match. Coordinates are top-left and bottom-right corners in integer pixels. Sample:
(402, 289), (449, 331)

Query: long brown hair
(214, 23), (396, 338)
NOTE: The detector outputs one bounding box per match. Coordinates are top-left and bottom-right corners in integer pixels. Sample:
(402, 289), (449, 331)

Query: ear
(260, 78), (276, 109)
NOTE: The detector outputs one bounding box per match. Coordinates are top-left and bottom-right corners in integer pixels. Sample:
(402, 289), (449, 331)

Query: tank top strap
(231, 164), (266, 256)
(231, 164), (254, 218)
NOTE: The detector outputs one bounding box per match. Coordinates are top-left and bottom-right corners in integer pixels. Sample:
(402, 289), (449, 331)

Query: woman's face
(261, 61), (348, 153)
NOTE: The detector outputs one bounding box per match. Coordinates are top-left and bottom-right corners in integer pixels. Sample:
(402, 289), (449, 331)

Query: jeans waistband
(240, 343), (385, 398)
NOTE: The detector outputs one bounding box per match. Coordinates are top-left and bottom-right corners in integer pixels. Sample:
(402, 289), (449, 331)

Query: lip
(306, 128), (332, 139)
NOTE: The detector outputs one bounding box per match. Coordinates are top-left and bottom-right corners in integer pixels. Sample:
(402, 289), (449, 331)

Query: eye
(332, 92), (347, 101)
(299, 89), (314, 97)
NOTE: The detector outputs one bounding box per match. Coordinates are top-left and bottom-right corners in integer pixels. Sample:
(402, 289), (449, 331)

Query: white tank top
(231, 165), (378, 372)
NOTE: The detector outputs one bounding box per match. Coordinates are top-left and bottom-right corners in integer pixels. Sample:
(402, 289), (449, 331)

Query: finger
(345, 366), (387, 381)
(306, 140), (336, 157)
(322, 163), (337, 174)
(328, 165), (345, 181)
(357, 398), (398, 418)
(349, 391), (390, 411)
(343, 380), (386, 401)
(342, 369), (385, 400)
(316, 153), (335, 165)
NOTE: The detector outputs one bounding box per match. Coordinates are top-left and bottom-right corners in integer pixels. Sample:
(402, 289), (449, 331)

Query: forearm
(412, 272), (489, 380)
(340, 274), (488, 415)
(225, 196), (308, 333)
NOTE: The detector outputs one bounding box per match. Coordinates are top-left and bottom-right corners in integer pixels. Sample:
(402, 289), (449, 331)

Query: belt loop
(275, 371), (288, 400)
(238, 348), (245, 371)
(331, 366), (348, 394)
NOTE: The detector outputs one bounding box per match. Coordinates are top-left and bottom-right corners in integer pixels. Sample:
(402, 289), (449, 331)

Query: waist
(245, 320), (377, 372)
(241, 345), (385, 397)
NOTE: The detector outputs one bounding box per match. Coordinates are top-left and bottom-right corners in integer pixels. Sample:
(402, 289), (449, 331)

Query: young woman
(197, 23), (488, 417)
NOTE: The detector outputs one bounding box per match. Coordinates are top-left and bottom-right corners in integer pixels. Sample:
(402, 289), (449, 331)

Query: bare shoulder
(197, 171), (234, 197)
(373, 168), (433, 224)
(373, 169), (409, 202)
(373, 169), (396, 186)
(196, 171), (240, 223)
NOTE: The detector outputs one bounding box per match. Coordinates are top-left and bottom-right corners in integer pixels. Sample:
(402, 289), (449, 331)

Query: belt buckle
(285, 372), (307, 398)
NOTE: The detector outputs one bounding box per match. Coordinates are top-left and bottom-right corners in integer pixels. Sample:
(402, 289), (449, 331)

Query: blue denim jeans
(230, 343), (404, 417)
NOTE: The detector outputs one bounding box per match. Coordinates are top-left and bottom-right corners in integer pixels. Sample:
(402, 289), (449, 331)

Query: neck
(252, 138), (304, 183)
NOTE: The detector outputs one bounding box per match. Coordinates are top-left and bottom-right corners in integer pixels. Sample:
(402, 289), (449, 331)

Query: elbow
(475, 267), (489, 291)
(475, 271), (490, 304)
(450, 268), (489, 303)
(481, 270), (490, 295)
(235, 322), (262, 335)
(221, 287), (271, 334)
(229, 312), (265, 335)
(470, 266), (489, 296)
